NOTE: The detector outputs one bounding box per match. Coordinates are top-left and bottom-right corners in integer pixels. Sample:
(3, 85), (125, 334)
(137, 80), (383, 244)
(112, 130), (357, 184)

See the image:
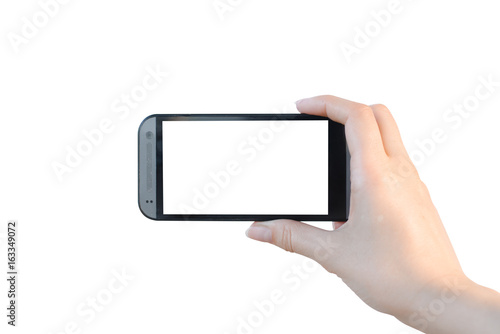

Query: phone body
(138, 114), (350, 221)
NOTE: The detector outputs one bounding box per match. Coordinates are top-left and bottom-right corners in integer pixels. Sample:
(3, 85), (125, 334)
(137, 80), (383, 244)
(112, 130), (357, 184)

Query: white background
(1, 0), (499, 333)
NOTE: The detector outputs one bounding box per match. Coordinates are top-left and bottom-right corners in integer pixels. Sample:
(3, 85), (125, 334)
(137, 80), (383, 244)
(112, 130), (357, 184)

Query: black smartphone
(138, 114), (350, 221)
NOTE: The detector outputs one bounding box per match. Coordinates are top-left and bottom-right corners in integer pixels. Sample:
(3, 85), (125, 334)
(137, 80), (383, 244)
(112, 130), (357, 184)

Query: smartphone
(138, 114), (350, 221)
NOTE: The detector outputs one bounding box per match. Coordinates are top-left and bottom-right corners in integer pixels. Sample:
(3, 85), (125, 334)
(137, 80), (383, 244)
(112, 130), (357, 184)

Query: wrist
(397, 273), (472, 332)
(399, 273), (500, 333)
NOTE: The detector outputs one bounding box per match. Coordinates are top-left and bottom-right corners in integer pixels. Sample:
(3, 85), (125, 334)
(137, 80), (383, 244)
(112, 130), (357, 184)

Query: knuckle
(371, 103), (390, 112)
(371, 104), (393, 120)
(416, 179), (430, 195)
(351, 105), (374, 119)
(279, 224), (295, 253)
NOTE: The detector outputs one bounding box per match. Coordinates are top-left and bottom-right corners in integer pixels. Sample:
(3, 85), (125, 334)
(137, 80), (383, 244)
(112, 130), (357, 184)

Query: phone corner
(137, 200), (159, 221)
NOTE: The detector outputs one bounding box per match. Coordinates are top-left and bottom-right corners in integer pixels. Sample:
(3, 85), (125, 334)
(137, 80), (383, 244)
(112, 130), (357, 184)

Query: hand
(245, 95), (500, 333)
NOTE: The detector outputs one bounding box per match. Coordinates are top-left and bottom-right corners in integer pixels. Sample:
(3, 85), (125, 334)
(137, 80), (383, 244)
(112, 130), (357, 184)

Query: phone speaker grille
(146, 142), (153, 191)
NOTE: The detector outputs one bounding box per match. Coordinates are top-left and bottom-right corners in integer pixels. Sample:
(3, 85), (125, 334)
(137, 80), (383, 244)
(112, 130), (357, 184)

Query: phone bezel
(139, 114), (349, 221)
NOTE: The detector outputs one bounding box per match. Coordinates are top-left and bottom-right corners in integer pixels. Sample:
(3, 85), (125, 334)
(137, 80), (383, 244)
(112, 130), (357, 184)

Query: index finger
(296, 95), (386, 161)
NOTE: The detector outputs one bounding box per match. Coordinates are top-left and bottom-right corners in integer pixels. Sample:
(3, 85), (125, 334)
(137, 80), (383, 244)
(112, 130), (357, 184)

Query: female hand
(246, 95), (500, 333)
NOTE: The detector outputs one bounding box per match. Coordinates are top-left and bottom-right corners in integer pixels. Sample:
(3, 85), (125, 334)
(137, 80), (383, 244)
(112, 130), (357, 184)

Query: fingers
(369, 104), (409, 157)
(296, 95), (386, 162)
(246, 220), (341, 265)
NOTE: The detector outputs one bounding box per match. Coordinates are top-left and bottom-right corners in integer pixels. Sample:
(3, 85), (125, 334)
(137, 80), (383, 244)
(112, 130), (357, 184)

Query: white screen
(162, 119), (328, 215)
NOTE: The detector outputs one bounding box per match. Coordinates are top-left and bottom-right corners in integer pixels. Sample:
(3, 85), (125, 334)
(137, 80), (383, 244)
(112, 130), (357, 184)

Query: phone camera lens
(146, 131), (153, 139)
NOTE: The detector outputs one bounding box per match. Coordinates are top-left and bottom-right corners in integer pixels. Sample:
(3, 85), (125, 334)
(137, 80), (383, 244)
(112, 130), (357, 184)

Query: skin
(245, 95), (500, 333)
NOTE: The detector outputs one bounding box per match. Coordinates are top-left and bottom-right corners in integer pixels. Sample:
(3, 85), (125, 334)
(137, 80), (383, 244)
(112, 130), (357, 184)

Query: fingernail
(295, 99), (305, 105)
(245, 225), (273, 242)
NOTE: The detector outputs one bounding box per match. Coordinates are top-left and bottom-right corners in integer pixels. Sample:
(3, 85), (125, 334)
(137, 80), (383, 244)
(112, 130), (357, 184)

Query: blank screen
(162, 120), (328, 215)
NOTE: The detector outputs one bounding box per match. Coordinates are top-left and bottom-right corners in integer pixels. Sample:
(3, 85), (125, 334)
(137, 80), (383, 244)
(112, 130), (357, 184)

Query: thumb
(245, 219), (339, 264)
